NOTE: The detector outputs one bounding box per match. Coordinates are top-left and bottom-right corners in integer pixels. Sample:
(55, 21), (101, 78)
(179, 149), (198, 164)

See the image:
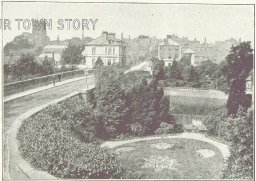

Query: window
(113, 48), (115, 54)
(108, 47), (112, 55)
(92, 47), (96, 55)
(92, 58), (95, 65)
(108, 59), (111, 66)
(105, 47), (107, 54)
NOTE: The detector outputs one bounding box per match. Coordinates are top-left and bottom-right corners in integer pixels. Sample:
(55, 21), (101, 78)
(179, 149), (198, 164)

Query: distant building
(32, 20), (50, 47)
(183, 48), (195, 65)
(38, 44), (67, 65)
(158, 35), (181, 66)
(246, 70), (253, 95)
(82, 31), (127, 68)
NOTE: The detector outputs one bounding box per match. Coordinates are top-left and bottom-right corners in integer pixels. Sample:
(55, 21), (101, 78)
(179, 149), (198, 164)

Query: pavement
(3, 75), (95, 179)
(4, 75), (93, 103)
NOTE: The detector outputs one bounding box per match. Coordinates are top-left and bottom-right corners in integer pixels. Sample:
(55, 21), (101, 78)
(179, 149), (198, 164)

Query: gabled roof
(42, 45), (67, 53)
(183, 48), (195, 54)
(159, 38), (180, 46)
(86, 36), (124, 46)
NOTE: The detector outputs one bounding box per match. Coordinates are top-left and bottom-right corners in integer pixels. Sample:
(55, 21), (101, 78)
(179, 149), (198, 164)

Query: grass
(114, 138), (224, 179)
(169, 96), (226, 115)
(164, 88), (227, 115)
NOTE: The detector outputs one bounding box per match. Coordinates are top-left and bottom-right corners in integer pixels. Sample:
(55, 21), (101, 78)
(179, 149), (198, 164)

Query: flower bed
(17, 95), (124, 179)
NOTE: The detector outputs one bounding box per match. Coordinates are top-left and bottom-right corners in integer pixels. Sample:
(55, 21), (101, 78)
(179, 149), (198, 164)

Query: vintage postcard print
(1, 1), (255, 180)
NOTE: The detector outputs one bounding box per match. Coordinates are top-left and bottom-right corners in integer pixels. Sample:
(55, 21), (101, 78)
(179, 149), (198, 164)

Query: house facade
(158, 35), (182, 66)
(38, 44), (67, 65)
(82, 31), (127, 68)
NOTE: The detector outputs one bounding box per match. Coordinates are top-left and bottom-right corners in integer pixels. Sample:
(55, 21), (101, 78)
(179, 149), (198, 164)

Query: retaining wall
(7, 89), (93, 179)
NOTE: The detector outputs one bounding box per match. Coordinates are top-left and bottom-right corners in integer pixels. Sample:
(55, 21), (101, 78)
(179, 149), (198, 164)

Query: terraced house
(82, 31), (127, 68)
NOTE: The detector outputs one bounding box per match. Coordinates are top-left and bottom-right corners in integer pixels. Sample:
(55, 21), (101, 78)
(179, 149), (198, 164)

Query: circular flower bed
(113, 138), (224, 179)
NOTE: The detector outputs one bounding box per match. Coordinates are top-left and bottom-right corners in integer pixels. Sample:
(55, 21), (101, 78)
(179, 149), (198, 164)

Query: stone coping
(7, 91), (83, 179)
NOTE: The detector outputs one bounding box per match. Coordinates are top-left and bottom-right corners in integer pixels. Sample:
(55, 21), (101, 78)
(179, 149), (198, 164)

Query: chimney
(121, 33), (124, 40)
(101, 31), (108, 39)
(82, 29), (84, 40)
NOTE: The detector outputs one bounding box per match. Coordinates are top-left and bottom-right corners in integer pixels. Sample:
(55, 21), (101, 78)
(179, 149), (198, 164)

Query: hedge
(17, 95), (124, 179)
(203, 108), (253, 179)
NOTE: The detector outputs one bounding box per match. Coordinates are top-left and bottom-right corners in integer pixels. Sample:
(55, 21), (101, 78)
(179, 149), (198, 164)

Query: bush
(155, 122), (183, 135)
(203, 109), (228, 139)
(223, 110), (253, 179)
(17, 95), (124, 179)
(204, 108), (253, 179)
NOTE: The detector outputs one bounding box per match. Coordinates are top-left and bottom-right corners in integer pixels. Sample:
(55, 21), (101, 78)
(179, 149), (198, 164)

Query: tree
(223, 110), (253, 179)
(197, 60), (218, 79)
(94, 57), (104, 69)
(12, 53), (42, 79)
(182, 65), (197, 82)
(151, 57), (165, 80)
(61, 42), (85, 65)
(41, 56), (54, 75)
(225, 42), (253, 116)
(94, 67), (129, 139)
(168, 59), (182, 80)
(180, 55), (191, 67)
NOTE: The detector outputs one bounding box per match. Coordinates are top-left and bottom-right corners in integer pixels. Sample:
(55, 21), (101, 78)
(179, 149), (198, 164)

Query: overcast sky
(2, 2), (254, 45)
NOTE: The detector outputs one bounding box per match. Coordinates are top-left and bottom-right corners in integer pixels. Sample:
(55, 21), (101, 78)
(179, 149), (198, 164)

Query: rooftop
(86, 31), (124, 46)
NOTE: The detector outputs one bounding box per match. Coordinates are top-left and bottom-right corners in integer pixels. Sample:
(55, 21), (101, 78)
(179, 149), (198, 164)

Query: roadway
(3, 76), (95, 179)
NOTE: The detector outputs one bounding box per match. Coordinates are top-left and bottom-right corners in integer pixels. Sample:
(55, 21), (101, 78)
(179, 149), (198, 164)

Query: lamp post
(85, 67), (89, 89)
(52, 52), (55, 86)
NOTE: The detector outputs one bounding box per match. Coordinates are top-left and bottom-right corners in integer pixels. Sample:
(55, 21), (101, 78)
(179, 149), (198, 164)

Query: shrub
(203, 109), (228, 139)
(17, 95), (124, 179)
(204, 108), (253, 179)
(223, 110), (253, 179)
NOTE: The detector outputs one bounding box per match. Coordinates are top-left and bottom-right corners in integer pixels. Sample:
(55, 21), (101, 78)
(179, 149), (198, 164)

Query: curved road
(4, 76), (95, 179)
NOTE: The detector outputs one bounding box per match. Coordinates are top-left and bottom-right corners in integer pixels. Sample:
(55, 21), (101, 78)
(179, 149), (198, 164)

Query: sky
(2, 2), (255, 45)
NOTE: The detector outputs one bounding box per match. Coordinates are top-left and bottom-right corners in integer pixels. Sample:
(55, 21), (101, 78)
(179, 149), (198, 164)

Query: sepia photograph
(1, 1), (255, 180)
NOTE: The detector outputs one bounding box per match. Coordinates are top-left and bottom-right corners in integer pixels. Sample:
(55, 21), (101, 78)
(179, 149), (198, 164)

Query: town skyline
(2, 2), (254, 45)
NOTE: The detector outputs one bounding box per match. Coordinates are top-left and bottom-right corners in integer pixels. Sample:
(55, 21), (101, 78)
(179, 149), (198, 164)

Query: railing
(4, 69), (88, 96)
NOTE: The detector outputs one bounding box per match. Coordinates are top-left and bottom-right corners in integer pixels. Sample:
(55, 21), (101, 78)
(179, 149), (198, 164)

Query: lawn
(169, 96), (226, 115)
(164, 88), (227, 115)
(113, 138), (224, 179)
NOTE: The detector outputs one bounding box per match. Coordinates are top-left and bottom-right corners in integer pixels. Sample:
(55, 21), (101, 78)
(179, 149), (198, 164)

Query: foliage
(182, 65), (199, 82)
(203, 109), (228, 139)
(94, 67), (130, 139)
(41, 56), (54, 75)
(61, 42), (85, 64)
(4, 34), (33, 55)
(165, 59), (182, 80)
(223, 110), (253, 179)
(225, 42), (253, 116)
(94, 67), (182, 138)
(151, 57), (165, 80)
(127, 79), (182, 135)
(94, 57), (104, 69)
(17, 95), (124, 179)
(11, 53), (43, 79)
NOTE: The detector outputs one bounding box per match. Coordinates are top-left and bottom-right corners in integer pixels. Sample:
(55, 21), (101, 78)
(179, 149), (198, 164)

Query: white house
(158, 35), (182, 66)
(38, 44), (67, 65)
(82, 31), (127, 68)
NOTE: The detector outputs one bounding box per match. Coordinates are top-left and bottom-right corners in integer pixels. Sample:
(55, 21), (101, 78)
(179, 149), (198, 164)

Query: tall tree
(225, 42), (253, 116)
(94, 57), (104, 69)
(168, 59), (182, 80)
(94, 67), (129, 139)
(61, 42), (85, 65)
(12, 53), (42, 79)
(151, 57), (165, 80)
